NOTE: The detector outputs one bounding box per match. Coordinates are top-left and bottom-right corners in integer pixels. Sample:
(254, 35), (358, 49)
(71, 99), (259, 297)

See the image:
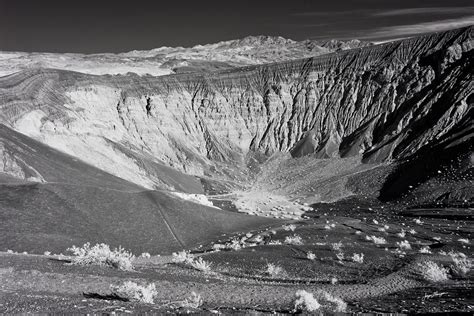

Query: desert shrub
(175, 292), (203, 309)
(111, 281), (157, 304)
(449, 252), (472, 276)
(458, 238), (469, 244)
(320, 291), (347, 312)
(294, 290), (320, 312)
(189, 257), (211, 272)
(294, 290), (346, 312)
(140, 252), (151, 258)
(285, 235), (303, 245)
(226, 239), (242, 251)
(283, 224), (296, 232)
(67, 243), (135, 271)
(418, 261), (449, 282)
(397, 240), (412, 250)
(352, 253), (364, 263)
(307, 251), (316, 260)
(266, 263), (286, 277)
(419, 246), (432, 254)
(172, 250), (194, 263)
(331, 242), (343, 251)
(397, 229), (406, 238)
(365, 235), (386, 244)
(335, 252), (344, 261)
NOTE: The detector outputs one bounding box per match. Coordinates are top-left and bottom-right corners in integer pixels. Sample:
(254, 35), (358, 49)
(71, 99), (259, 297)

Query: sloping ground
(0, 125), (278, 254)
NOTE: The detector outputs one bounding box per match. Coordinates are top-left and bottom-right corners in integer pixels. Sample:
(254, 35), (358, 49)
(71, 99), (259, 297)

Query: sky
(0, 0), (473, 53)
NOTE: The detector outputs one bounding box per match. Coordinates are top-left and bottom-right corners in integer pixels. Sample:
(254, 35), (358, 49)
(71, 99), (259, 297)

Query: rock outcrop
(0, 27), (472, 194)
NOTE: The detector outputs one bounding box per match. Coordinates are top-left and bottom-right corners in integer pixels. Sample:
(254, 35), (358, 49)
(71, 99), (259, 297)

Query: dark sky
(0, 0), (473, 53)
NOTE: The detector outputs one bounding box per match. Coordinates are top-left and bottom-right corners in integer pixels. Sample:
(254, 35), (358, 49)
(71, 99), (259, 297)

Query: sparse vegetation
(172, 250), (194, 263)
(189, 257), (212, 272)
(418, 261), (449, 282)
(174, 292), (203, 309)
(294, 290), (346, 312)
(397, 240), (411, 250)
(284, 235), (303, 245)
(449, 252), (472, 276)
(397, 229), (406, 238)
(265, 263), (286, 277)
(331, 242), (343, 251)
(283, 224), (296, 232)
(294, 290), (320, 312)
(365, 235), (386, 244)
(111, 281), (157, 304)
(419, 246), (432, 254)
(306, 251), (316, 260)
(67, 243), (135, 271)
(351, 253), (364, 263)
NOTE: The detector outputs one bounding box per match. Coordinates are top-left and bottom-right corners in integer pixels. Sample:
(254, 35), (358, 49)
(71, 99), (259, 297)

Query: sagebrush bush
(365, 235), (386, 244)
(67, 243), (135, 271)
(449, 252), (472, 276)
(284, 235), (303, 245)
(418, 261), (449, 282)
(306, 251), (316, 260)
(294, 290), (320, 312)
(172, 250), (194, 263)
(111, 281), (157, 304)
(352, 253), (364, 263)
(294, 290), (346, 312)
(189, 257), (212, 272)
(266, 263), (285, 277)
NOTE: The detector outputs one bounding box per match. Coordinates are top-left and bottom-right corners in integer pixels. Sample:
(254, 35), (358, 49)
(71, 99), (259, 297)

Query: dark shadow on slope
(0, 125), (279, 255)
(377, 107), (473, 205)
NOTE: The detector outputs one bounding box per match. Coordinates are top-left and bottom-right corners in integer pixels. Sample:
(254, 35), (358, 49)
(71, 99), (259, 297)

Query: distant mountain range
(0, 36), (371, 77)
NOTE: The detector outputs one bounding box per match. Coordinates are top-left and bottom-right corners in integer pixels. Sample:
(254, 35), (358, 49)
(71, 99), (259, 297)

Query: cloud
(360, 16), (474, 39)
(374, 7), (474, 16)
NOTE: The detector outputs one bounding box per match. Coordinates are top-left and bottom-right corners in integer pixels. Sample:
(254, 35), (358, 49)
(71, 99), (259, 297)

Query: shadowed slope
(0, 125), (278, 254)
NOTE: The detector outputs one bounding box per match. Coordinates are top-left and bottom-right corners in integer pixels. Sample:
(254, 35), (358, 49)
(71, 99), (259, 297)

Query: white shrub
(285, 235), (303, 245)
(177, 292), (203, 309)
(294, 290), (320, 312)
(335, 252), (344, 261)
(294, 290), (346, 312)
(331, 242), (343, 251)
(111, 281), (157, 304)
(268, 240), (282, 245)
(307, 251), (316, 260)
(172, 250), (194, 264)
(458, 238), (469, 244)
(67, 243), (135, 271)
(365, 235), (386, 244)
(283, 224), (296, 232)
(140, 252), (151, 259)
(397, 229), (406, 238)
(43, 251), (51, 256)
(352, 253), (364, 263)
(330, 277), (338, 284)
(419, 246), (432, 254)
(449, 252), (472, 276)
(266, 263), (285, 277)
(321, 292), (347, 312)
(397, 240), (412, 250)
(189, 257), (211, 272)
(418, 261), (449, 282)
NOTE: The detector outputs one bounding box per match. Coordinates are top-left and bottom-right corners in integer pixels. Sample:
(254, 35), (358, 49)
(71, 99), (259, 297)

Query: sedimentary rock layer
(0, 27), (472, 189)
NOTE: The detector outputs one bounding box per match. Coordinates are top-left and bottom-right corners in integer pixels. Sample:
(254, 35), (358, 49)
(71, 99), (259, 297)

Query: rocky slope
(0, 27), (472, 204)
(0, 36), (370, 77)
